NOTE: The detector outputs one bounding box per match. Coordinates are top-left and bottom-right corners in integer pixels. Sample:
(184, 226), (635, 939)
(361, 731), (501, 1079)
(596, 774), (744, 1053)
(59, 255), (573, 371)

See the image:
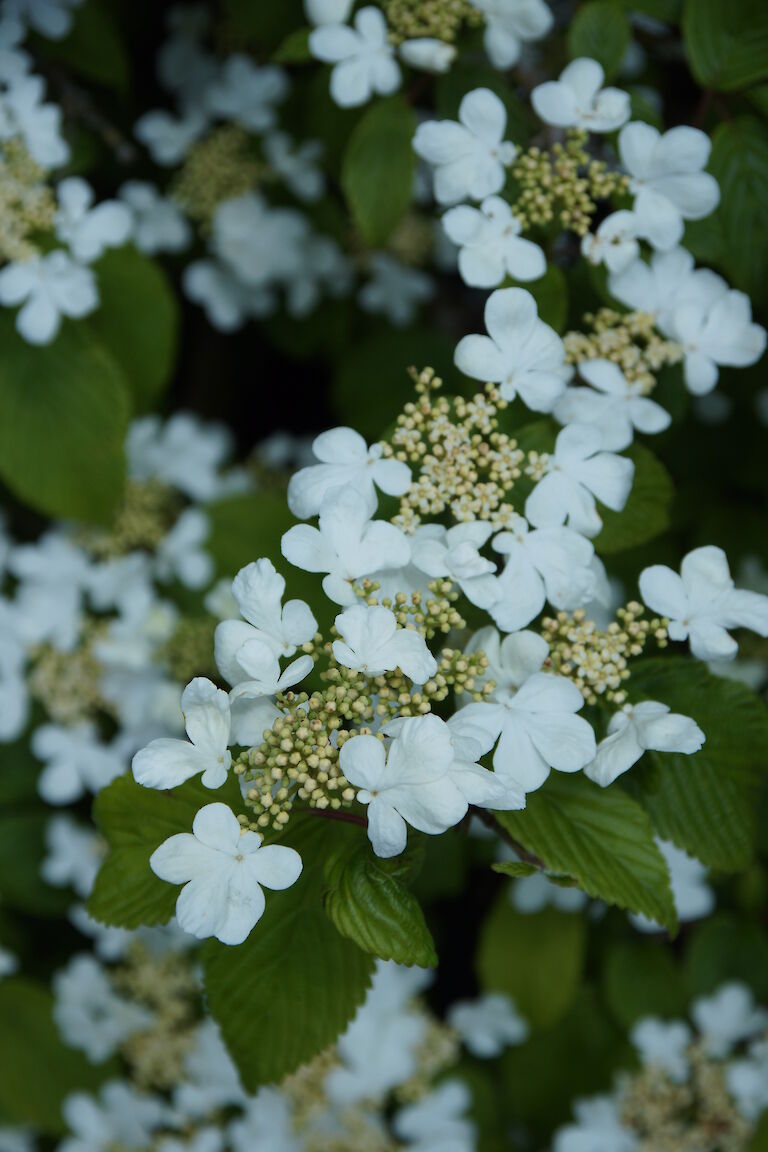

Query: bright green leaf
(341, 98), (416, 246)
(683, 0), (768, 91)
(568, 1), (631, 80)
(491, 860), (538, 878)
(596, 445), (673, 554)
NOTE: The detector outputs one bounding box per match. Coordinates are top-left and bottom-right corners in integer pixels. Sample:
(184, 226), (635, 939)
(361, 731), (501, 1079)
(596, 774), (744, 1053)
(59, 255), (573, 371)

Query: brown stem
(472, 807), (544, 869)
(306, 807), (368, 829)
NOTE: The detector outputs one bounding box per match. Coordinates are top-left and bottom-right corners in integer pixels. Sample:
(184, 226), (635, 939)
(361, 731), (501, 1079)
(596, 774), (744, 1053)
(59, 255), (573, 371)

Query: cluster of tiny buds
(27, 633), (111, 725)
(0, 137), (56, 262)
(171, 125), (262, 227)
(356, 578), (466, 638)
(541, 604), (668, 705)
(511, 130), (629, 236)
(438, 647), (494, 700)
(79, 480), (180, 560)
(382, 0), (483, 43)
(158, 617), (218, 684)
(564, 308), (684, 392)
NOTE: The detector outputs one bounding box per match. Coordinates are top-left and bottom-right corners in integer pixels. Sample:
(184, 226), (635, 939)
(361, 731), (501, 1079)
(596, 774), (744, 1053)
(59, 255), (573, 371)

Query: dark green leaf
(508, 265), (568, 333)
(602, 940), (689, 1026)
(684, 914), (768, 1000)
(568, 2), (631, 80)
(273, 27), (312, 63)
(491, 860), (538, 878)
(341, 98), (416, 245)
(34, 0), (130, 91)
(683, 0), (768, 91)
(597, 445), (673, 554)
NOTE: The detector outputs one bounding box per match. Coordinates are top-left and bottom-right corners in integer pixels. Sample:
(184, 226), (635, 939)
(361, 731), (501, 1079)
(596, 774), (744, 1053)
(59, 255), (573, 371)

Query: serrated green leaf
(568, 1), (631, 80)
(203, 816), (375, 1090)
(495, 774), (677, 928)
(491, 860), (538, 878)
(596, 444), (673, 554)
(683, 0), (768, 91)
(324, 841), (437, 966)
(0, 314), (130, 524)
(630, 657), (767, 871)
(477, 897), (586, 1028)
(341, 98), (416, 245)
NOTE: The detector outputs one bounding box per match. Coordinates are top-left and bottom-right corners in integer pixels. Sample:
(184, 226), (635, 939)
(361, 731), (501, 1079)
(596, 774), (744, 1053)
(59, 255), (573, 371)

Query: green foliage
(435, 65), (533, 144)
(341, 98), (416, 246)
(87, 248), (179, 412)
(750, 1111), (768, 1151)
(203, 816), (375, 1090)
(477, 897), (586, 1028)
(496, 774), (677, 929)
(223, 0), (304, 45)
(630, 658), (767, 871)
(0, 979), (109, 1132)
(596, 445), (673, 554)
(509, 265), (568, 333)
(683, 0), (768, 91)
(324, 840), (437, 967)
(491, 860), (538, 878)
(602, 939), (689, 1026)
(273, 27), (312, 63)
(567, 1), (631, 80)
(0, 314), (130, 524)
(684, 914), (768, 1000)
(34, 0), (130, 91)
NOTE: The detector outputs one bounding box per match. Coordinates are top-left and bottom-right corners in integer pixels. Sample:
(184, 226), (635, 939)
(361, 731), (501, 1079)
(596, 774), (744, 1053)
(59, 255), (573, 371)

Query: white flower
(608, 246), (724, 328)
(288, 426), (411, 519)
(467, 625), (548, 690)
(470, 0), (553, 70)
(532, 58), (630, 132)
(214, 559), (317, 688)
(393, 1080), (475, 1150)
(211, 193), (308, 290)
(510, 870), (589, 914)
(0, 946), (18, 980)
(310, 6), (401, 108)
(667, 289), (767, 396)
(0, 250), (98, 344)
(154, 508), (214, 590)
(639, 545), (768, 661)
(41, 816), (104, 897)
(410, 521), (499, 608)
(555, 359), (671, 451)
(489, 517), (596, 630)
(447, 993), (529, 1057)
(33, 723), (125, 805)
(206, 56), (288, 132)
(133, 678), (232, 791)
(413, 88), (516, 205)
(525, 423), (635, 538)
(629, 838), (713, 934)
(135, 109), (207, 166)
(691, 983), (768, 1058)
(553, 1096), (638, 1152)
(581, 210), (641, 275)
(228, 1089), (299, 1152)
(618, 121), (720, 250)
(54, 177), (132, 264)
(60, 1083), (168, 1152)
(282, 485), (410, 606)
(358, 252), (433, 327)
(461, 657), (596, 794)
(0, 17), (30, 82)
(2, 0), (83, 39)
(118, 182), (191, 254)
(333, 604), (438, 684)
(631, 1018), (692, 1083)
(53, 954), (153, 1063)
(442, 196), (546, 288)
(226, 640), (313, 708)
(263, 132), (325, 202)
(173, 1019), (246, 1119)
(585, 701), (704, 787)
(399, 37), (457, 73)
(726, 1041), (768, 1121)
(127, 412), (235, 501)
(304, 0), (354, 23)
(455, 287), (568, 411)
(0, 74), (69, 166)
(150, 802), (303, 945)
(183, 259), (265, 331)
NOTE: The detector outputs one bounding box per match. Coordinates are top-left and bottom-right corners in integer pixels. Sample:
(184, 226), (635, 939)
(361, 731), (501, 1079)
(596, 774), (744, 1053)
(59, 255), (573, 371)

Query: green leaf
(602, 940), (689, 1027)
(567, 1), (631, 80)
(683, 0), (768, 91)
(273, 27), (312, 62)
(477, 897), (586, 1028)
(491, 860), (538, 878)
(341, 98), (416, 245)
(87, 248), (179, 412)
(88, 775), (240, 929)
(749, 1111), (768, 1151)
(630, 657), (767, 871)
(495, 774), (677, 929)
(596, 445), (673, 554)
(435, 65), (534, 145)
(684, 914), (768, 1000)
(508, 265), (568, 333)
(0, 810), (70, 918)
(324, 841), (437, 967)
(223, 0), (304, 45)
(0, 979), (109, 1133)
(0, 314), (130, 524)
(34, 0), (129, 91)
(203, 816), (375, 1090)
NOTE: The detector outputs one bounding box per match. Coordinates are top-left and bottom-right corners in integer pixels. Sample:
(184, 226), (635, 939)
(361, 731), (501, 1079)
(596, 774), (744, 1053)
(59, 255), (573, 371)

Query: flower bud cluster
(81, 480), (180, 560)
(382, 0), (483, 44)
(358, 578), (466, 639)
(172, 126), (262, 227)
(564, 308), (683, 392)
(159, 617), (218, 683)
(27, 636), (109, 725)
(0, 138), (56, 262)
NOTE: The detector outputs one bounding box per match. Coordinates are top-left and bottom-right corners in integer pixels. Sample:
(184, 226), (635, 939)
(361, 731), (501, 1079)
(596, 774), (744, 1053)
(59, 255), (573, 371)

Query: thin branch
(306, 807), (368, 829)
(472, 807), (544, 870)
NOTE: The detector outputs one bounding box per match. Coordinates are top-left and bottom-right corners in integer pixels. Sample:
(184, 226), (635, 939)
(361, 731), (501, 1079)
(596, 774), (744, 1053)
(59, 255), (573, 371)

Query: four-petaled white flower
(214, 558), (317, 687)
(585, 700), (704, 787)
(618, 121), (720, 250)
(206, 56), (288, 132)
(282, 485), (410, 605)
(155, 508), (214, 590)
(150, 802), (303, 945)
(54, 177), (132, 264)
(447, 993), (529, 1058)
(226, 638), (313, 704)
(33, 723), (125, 805)
(358, 252), (434, 327)
(691, 983), (768, 1058)
(410, 521), (499, 608)
(333, 604), (438, 684)
(667, 289), (767, 396)
(525, 423), (635, 538)
(726, 1041), (768, 1122)
(135, 109), (207, 166)
(630, 1018), (692, 1084)
(413, 88), (516, 206)
(288, 426), (411, 519)
(489, 519), (596, 631)
(0, 249), (97, 344)
(581, 210), (641, 275)
(455, 287), (568, 411)
(398, 37), (457, 73)
(118, 181), (192, 254)
(555, 359), (672, 451)
(532, 58), (630, 133)
(0, 74), (69, 167)
(3, 0), (84, 40)
(304, 0), (354, 23)
(393, 1079), (476, 1149)
(442, 195), (546, 288)
(309, 6), (401, 109)
(639, 545), (768, 661)
(470, 0), (553, 70)
(133, 678), (232, 791)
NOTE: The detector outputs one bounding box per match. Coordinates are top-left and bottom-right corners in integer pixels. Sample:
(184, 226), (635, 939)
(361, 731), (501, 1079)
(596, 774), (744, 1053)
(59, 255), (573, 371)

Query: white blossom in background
(525, 423), (635, 538)
(413, 88), (516, 205)
(442, 196), (546, 288)
(1, 0), (83, 39)
(691, 983), (768, 1058)
(150, 802), (303, 945)
(618, 122), (720, 250)
(631, 1018), (692, 1083)
(263, 132), (325, 202)
(118, 181), (192, 254)
(470, 0), (553, 70)
(0, 946), (18, 980)
(393, 1079), (476, 1151)
(553, 1096), (637, 1152)
(667, 289), (767, 395)
(154, 508), (214, 590)
(554, 359), (671, 451)
(358, 253), (434, 327)
(211, 193), (308, 291)
(630, 838), (714, 933)
(287, 426), (411, 519)
(54, 177), (132, 264)
(639, 545), (768, 661)
(173, 1019), (246, 1118)
(0, 249), (98, 344)
(132, 678), (232, 791)
(455, 287), (568, 411)
(726, 1041), (768, 1121)
(581, 210), (641, 275)
(490, 520), (596, 630)
(332, 604), (438, 684)
(205, 57), (288, 132)
(127, 413), (237, 502)
(53, 954), (153, 1062)
(532, 58), (630, 132)
(310, 6), (401, 108)
(135, 109), (207, 166)
(228, 1090), (299, 1152)
(448, 993), (529, 1057)
(0, 17), (30, 81)
(60, 1083), (169, 1152)
(304, 0), (354, 23)
(510, 869), (589, 914)
(41, 815), (104, 898)
(33, 723), (125, 805)
(183, 259), (265, 331)
(585, 700), (704, 787)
